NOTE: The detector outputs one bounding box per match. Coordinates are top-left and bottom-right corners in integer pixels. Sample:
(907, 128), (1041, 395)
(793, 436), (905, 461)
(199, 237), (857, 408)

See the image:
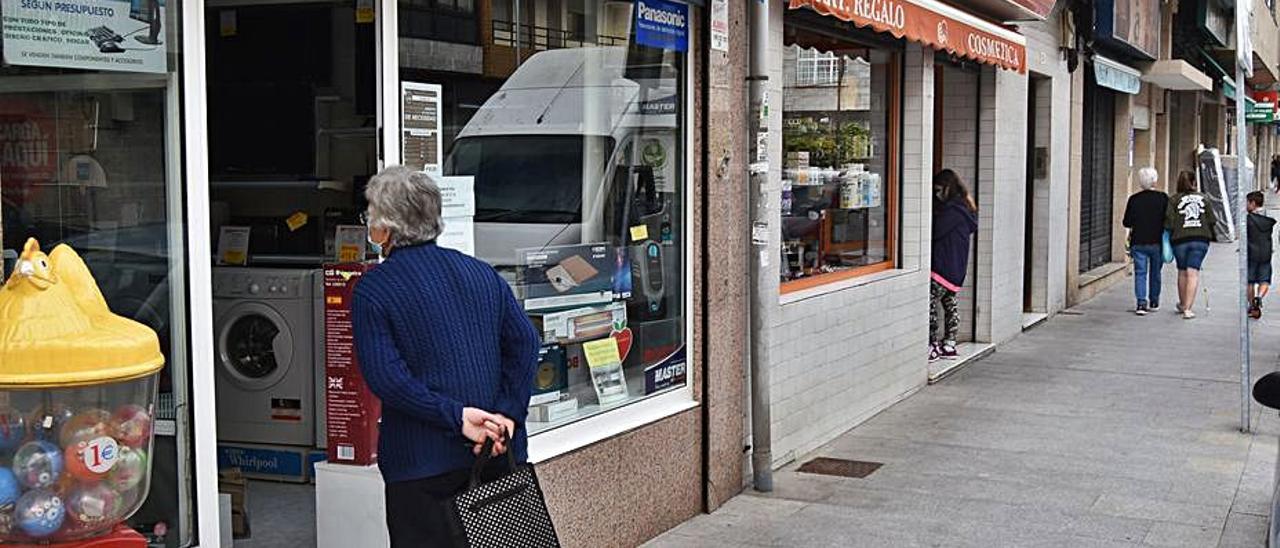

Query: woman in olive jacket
(1165, 170), (1217, 319)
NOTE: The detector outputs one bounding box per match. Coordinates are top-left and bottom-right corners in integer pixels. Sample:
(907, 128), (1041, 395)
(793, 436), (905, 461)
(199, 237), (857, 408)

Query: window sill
(1078, 261), (1127, 288)
(780, 266), (919, 305)
(527, 388), (699, 464)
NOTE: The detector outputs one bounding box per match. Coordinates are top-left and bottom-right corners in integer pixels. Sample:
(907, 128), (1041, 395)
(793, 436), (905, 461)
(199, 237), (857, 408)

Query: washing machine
(214, 268), (323, 447)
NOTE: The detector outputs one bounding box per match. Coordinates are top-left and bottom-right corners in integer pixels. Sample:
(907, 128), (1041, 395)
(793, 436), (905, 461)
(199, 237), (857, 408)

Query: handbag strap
(468, 426), (518, 490)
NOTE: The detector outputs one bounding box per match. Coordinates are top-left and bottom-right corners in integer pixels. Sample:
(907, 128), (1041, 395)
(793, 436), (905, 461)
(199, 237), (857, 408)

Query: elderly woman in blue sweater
(352, 166), (541, 546)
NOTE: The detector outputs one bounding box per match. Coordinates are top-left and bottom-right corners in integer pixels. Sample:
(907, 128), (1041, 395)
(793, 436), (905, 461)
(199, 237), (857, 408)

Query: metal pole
(514, 0), (522, 67)
(748, 0), (773, 493)
(1236, 66), (1251, 433)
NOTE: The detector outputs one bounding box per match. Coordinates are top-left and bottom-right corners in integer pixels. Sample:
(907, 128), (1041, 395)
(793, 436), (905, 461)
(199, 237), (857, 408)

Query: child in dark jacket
(930, 169), (978, 362)
(1247, 191), (1276, 318)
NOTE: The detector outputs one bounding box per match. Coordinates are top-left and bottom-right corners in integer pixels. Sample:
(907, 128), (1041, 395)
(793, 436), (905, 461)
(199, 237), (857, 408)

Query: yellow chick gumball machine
(0, 239), (162, 547)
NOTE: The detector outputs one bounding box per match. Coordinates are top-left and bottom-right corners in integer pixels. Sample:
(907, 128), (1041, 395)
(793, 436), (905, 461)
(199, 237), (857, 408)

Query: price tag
(286, 211), (309, 232)
(83, 436), (119, 474)
(630, 225), (650, 242)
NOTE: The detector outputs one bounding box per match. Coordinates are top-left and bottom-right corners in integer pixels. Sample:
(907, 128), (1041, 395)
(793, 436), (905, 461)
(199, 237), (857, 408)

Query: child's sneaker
(928, 344), (941, 363)
(939, 342), (959, 360)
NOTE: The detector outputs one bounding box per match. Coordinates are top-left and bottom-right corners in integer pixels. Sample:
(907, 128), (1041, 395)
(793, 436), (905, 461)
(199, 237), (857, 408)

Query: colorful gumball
(62, 483), (120, 535)
(14, 490), (64, 538)
(0, 470), (20, 512)
(13, 441), (63, 490)
(58, 409), (112, 448)
(28, 405), (75, 442)
(0, 471), (18, 514)
(112, 405), (152, 448)
(105, 446), (146, 492)
(0, 415), (26, 453)
(64, 435), (120, 483)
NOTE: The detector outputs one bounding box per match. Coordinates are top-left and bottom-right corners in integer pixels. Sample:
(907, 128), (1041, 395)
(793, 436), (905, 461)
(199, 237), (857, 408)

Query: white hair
(364, 166), (444, 247)
(1137, 167), (1159, 190)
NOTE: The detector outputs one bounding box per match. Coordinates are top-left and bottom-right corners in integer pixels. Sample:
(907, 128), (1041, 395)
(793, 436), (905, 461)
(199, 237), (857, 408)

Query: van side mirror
(1253, 371), (1280, 410)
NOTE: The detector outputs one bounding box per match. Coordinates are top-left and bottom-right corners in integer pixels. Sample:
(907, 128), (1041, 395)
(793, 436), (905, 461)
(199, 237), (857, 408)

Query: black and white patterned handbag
(446, 434), (561, 548)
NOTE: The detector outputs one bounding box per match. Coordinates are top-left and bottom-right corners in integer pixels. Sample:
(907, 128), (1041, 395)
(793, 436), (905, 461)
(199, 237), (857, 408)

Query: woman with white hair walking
(1122, 166), (1169, 315)
(351, 166), (541, 546)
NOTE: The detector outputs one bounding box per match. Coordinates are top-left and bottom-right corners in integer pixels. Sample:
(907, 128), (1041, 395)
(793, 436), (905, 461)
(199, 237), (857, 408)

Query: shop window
(0, 3), (191, 543)
(400, 0), (479, 44)
(420, 0), (690, 434)
(781, 40), (900, 292)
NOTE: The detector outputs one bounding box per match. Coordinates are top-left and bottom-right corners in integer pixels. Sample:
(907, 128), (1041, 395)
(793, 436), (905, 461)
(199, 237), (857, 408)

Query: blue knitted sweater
(351, 242), (541, 483)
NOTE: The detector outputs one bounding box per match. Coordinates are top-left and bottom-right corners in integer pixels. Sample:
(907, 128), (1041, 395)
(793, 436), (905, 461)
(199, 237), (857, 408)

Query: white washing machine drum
(218, 302), (295, 391)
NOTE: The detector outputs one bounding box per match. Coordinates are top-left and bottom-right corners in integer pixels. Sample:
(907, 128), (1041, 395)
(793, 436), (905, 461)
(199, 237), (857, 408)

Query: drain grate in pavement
(797, 457), (882, 479)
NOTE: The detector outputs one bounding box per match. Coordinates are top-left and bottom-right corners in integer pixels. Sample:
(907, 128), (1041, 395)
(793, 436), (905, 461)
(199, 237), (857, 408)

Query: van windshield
(446, 136), (614, 223)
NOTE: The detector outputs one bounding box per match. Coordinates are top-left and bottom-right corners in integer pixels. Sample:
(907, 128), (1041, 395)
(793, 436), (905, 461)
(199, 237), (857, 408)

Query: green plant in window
(784, 116), (872, 167)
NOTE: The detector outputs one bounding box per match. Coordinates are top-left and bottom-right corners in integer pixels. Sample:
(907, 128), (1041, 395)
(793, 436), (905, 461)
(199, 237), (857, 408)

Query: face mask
(367, 230), (387, 260)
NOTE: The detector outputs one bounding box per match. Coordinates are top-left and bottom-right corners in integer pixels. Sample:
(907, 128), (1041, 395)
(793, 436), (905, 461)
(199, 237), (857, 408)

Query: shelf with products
(781, 162), (885, 281)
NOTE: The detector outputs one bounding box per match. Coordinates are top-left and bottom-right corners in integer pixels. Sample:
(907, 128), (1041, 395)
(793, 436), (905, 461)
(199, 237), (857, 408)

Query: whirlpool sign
(634, 0), (689, 52)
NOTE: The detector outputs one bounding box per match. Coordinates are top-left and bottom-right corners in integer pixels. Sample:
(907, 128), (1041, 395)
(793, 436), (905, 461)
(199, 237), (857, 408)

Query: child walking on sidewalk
(1247, 191), (1276, 319)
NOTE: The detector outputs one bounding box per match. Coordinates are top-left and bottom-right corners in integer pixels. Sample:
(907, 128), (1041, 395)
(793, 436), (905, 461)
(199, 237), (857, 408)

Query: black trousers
(385, 461), (512, 547)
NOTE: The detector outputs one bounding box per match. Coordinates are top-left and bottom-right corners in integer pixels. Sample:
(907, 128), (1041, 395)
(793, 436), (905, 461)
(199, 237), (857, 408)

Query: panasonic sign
(634, 0), (689, 52)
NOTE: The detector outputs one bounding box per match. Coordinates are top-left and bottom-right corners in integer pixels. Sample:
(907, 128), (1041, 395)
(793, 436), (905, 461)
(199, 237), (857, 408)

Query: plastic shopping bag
(1162, 230), (1175, 264)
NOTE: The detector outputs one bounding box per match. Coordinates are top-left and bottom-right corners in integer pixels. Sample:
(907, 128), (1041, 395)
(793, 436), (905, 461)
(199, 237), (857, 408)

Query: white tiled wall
(975, 67), (1030, 343)
(761, 6), (933, 467)
(1016, 14), (1073, 316)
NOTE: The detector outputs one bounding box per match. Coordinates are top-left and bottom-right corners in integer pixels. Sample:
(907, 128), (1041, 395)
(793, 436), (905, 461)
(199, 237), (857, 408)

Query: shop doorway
(936, 57), (983, 348)
(1081, 64), (1116, 274)
(204, 0), (392, 543)
(1023, 74), (1051, 326)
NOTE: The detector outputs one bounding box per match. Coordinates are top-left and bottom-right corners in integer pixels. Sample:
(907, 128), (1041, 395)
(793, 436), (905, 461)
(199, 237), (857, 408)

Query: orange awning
(789, 0), (1028, 74)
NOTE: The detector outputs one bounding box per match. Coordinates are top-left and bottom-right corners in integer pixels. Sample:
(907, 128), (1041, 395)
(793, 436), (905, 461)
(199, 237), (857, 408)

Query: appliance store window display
(0, 0), (192, 543)
(419, 0), (691, 433)
(780, 25), (900, 292)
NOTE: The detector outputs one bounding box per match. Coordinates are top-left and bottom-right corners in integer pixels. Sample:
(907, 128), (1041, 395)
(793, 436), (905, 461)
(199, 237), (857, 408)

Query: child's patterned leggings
(930, 280), (959, 345)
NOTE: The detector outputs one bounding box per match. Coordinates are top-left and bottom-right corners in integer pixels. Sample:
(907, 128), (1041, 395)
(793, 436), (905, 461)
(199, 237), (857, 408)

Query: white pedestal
(315, 461), (390, 548)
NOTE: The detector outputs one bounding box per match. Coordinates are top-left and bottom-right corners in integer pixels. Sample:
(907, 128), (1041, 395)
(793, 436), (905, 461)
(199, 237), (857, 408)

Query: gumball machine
(0, 240), (161, 547)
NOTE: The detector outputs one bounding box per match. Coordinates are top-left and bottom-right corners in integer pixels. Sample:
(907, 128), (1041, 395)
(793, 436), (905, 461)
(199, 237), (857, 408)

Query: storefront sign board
(634, 0), (689, 52)
(1, 0), (168, 73)
(323, 264), (382, 466)
(789, 0), (1027, 73)
(1197, 0), (1230, 47)
(1094, 0), (1159, 60)
(710, 0), (728, 52)
(1008, 0), (1054, 18)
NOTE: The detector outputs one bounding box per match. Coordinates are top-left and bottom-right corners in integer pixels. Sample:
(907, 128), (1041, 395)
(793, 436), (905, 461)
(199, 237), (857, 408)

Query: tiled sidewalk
(650, 242), (1280, 547)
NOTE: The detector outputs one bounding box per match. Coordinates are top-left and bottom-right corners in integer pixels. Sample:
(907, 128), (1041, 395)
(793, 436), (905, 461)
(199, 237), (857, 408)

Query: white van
(443, 46), (680, 272)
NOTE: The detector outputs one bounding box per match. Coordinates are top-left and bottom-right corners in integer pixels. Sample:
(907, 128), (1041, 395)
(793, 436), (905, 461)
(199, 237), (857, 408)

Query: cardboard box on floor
(218, 469), (251, 538)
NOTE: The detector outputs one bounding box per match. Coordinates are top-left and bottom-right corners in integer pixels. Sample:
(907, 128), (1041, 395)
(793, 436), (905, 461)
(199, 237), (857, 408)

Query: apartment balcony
(481, 19), (628, 78)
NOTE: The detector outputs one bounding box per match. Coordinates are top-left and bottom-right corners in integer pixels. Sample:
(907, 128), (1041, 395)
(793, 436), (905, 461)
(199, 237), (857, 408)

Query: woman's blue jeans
(1131, 244), (1163, 308)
